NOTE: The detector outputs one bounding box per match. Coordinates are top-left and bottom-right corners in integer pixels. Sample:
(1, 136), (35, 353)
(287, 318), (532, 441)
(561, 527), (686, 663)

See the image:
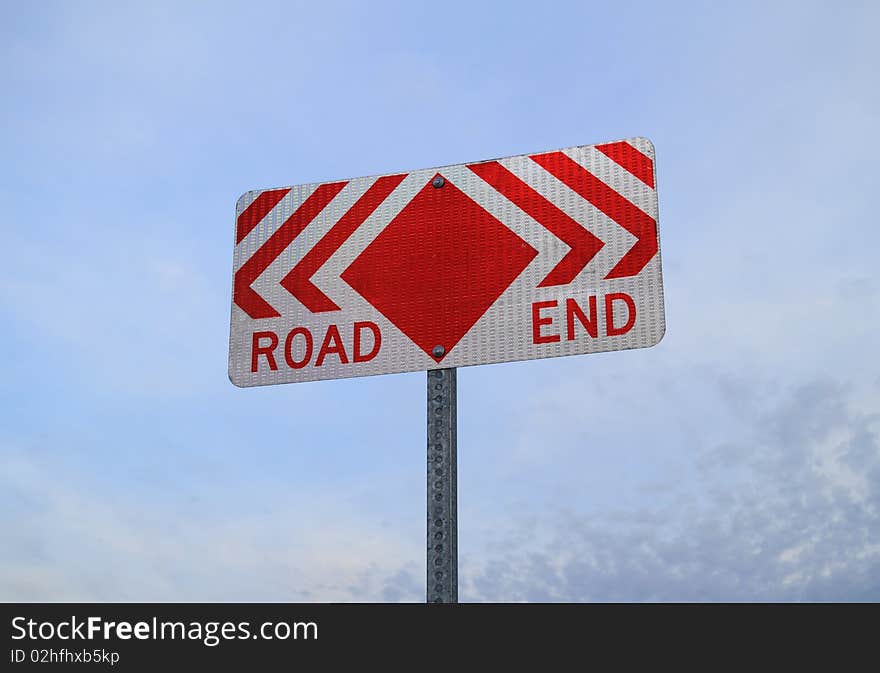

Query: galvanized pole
(426, 366), (457, 603)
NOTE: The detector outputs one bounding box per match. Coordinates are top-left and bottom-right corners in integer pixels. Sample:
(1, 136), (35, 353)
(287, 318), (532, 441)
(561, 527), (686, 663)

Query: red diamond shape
(341, 174), (538, 361)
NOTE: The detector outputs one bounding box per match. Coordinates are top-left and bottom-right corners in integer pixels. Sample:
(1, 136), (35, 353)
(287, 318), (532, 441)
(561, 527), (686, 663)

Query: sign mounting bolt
(432, 176), (445, 189)
(432, 345), (445, 358)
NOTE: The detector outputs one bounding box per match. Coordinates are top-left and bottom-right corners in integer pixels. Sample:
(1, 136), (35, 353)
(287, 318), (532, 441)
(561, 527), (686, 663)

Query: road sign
(229, 137), (665, 386)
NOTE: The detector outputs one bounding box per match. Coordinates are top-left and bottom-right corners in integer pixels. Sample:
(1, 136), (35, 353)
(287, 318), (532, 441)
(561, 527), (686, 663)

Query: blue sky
(1, 0), (878, 601)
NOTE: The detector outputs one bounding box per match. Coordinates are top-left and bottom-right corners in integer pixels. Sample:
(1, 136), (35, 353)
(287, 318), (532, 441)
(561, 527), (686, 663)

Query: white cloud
(0, 446), (423, 601)
(460, 377), (880, 601)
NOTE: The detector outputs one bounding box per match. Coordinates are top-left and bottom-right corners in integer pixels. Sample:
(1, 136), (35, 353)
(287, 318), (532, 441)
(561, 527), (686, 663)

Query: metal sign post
(426, 367), (457, 603)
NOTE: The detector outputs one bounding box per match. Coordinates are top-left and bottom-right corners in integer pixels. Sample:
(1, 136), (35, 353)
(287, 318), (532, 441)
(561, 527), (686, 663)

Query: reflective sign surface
(229, 138), (664, 386)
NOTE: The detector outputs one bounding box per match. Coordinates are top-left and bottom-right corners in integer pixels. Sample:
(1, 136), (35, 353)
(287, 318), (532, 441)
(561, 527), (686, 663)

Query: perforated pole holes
(427, 368), (457, 603)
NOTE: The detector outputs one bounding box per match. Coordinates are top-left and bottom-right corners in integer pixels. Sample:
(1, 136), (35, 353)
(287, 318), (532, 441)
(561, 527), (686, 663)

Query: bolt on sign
(228, 138), (665, 386)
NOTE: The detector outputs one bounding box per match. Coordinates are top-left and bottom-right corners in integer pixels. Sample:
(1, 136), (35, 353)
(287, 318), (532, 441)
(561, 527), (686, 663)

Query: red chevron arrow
(280, 173), (406, 313)
(236, 188), (290, 243)
(468, 161), (604, 287)
(233, 182), (346, 319)
(530, 151), (658, 279)
(595, 141), (655, 188)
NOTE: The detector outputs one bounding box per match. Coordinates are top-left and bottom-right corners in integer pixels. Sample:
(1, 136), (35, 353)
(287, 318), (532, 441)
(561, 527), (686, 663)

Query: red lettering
(531, 301), (560, 344)
(315, 324), (349, 366)
(566, 296), (598, 340)
(251, 331), (279, 372)
(284, 327), (313, 369)
(353, 321), (381, 363)
(605, 292), (636, 336)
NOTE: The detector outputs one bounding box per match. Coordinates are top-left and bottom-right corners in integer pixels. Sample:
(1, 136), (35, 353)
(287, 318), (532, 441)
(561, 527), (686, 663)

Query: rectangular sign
(229, 137), (665, 386)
